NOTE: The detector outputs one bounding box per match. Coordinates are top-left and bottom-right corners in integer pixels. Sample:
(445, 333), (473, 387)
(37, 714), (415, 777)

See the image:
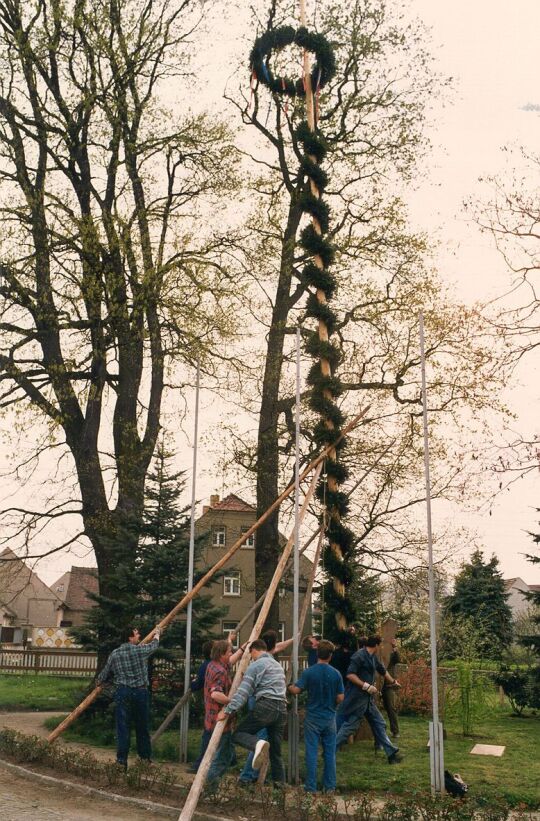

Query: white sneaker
(252, 739), (270, 770)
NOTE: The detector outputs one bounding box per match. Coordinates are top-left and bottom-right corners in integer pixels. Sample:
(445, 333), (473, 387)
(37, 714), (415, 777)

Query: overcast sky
(2, 0), (539, 586)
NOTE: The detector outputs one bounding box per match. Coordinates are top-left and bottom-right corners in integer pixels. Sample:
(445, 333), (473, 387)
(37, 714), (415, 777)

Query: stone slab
(470, 744), (505, 757)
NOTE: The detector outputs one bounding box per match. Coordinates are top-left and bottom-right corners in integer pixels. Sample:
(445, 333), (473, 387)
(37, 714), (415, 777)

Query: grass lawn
(334, 705), (540, 807)
(0, 673), (89, 711)
(43, 700), (540, 807)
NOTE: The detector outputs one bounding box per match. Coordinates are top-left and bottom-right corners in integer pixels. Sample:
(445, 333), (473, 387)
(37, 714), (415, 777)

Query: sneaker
(391, 732), (400, 739)
(388, 751), (403, 764)
(115, 760), (127, 771)
(252, 739), (270, 770)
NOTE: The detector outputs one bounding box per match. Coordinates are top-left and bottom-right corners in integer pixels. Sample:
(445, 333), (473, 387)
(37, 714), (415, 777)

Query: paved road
(0, 763), (176, 820)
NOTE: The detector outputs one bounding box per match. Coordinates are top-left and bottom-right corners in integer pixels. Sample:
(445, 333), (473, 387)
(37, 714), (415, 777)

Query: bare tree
(0, 0), (238, 650)
(220, 0), (511, 633)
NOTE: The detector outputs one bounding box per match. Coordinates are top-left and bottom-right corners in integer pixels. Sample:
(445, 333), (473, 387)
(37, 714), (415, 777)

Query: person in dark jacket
(335, 635), (403, 764)
(381, 638), (401, 737)
(188, 639), (214, 773)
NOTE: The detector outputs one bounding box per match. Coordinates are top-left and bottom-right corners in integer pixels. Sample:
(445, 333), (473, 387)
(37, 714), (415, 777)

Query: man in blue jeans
(238, 629), (293, 785)
(335, 635), (402, 764)
(289, 639), (344, 793)
(214, 639), (288, 786)
(97, 624), (161, 768)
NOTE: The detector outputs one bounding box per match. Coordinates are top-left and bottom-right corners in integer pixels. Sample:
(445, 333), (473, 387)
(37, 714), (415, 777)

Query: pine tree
(442, 550), (513, 659)
(72, 440), (223, 661)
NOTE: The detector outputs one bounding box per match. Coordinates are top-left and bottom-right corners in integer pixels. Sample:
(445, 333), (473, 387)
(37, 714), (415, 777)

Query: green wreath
(249, 25), (336, 98)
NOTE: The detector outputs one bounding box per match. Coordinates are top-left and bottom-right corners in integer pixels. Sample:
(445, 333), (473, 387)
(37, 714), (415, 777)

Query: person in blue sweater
(289, 639), (344, 793)
(215, 639), (287, 785)
(238, 629), (293, 785)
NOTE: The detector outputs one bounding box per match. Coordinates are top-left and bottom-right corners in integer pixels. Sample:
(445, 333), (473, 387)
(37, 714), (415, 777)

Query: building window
(223, 571), (241, 597)
(212, 527), (226, 547)
(60, 620), (73, 628)
(56, 583), (65, 593)
(278, 585), (286, 598)
(278, 622), (285, 643)
(241, 527), (255, 548)
(222, 621), (239, 649)
(0, 627), (15, 643)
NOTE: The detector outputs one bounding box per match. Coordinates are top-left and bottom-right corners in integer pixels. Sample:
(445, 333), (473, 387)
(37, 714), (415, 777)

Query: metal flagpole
(419, 313), (445, 794)
(288, 327), (301, 784)
(179, 359), (201, 762)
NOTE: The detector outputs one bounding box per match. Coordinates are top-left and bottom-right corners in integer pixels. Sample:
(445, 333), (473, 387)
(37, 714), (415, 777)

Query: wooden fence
(0, 648), (310, 678)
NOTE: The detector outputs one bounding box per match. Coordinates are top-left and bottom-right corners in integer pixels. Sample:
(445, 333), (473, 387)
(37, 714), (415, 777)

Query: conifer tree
(442, 550), (513, 659)
(72, 441), (223, 662)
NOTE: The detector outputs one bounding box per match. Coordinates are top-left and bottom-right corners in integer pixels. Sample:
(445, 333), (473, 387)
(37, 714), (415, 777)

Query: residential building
(0, 547), (63, 644)
(196, 493), (314, 645)
(52, 567), (99, 627)
(504, 577), (540, 619)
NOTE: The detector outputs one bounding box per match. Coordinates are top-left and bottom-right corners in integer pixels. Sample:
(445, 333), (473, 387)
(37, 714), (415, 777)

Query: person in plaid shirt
(97, 625), (160, 768)
(203, 637), (246, 789)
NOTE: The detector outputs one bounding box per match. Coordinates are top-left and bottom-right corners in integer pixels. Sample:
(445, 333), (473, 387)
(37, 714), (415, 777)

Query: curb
(0, 756), (235, 821)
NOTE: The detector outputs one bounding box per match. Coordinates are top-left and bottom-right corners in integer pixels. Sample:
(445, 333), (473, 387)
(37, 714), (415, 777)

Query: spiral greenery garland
(251, 26), (356, 635)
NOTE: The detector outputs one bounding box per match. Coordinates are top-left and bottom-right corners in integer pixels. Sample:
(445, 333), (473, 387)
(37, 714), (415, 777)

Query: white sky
(2, 0), (539, 586)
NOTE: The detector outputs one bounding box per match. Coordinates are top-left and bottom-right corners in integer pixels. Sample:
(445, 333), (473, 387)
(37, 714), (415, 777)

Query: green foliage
(71, 440), (224, 662)
(497, 520), (540, 713)
(442, 551), (513, 659)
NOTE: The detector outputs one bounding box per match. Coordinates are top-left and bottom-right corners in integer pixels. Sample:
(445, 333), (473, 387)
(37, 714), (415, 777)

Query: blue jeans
(304, 717), (337, 793)
(114, 685), (151, 764)
(239, 726), (268, 782)
(335, 696), (398, 759)
(191, 728), (212, 771)
(233, 697), (287, 784)
(206, 731), (235, 789)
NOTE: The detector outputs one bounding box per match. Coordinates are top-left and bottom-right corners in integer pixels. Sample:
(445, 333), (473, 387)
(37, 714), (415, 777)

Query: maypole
(251, 1), (354, 636)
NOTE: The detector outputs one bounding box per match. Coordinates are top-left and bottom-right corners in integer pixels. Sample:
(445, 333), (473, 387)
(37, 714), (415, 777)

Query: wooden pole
(152, 688), (191, 744)
(47, 411), (368, 744)
(177, 464), (322, 821)
(154, 526), (323, 748)
(256, 524), (325, 787)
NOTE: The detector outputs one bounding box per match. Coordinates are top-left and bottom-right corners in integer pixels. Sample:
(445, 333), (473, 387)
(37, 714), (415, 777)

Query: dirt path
(0, 711), (193, 782)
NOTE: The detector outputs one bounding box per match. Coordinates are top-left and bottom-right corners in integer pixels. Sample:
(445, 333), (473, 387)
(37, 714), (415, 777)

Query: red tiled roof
(211, 494), (255, 512)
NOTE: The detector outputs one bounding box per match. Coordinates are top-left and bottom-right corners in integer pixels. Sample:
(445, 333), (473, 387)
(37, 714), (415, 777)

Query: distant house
(504, 578), (540, 619)
(196, 493), (314, 646)
(52, 567), (99, 627)
(0, 547), (64, 644)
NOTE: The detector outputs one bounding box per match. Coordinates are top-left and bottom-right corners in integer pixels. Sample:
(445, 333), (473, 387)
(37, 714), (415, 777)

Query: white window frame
(222, 621), (239, 649)
(241, 527), (255, 548)
(278, 622), (285, 643)
(223, 571), (241, 597)
(212, 526), (226, 547)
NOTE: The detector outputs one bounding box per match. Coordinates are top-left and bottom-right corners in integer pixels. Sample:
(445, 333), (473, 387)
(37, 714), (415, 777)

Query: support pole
(180, 360), (200, 762)
(419, 312), (445, 795)
(288, 327), (301, 784)
(48, 410), (367, 743)
(178, 464), (323, 821)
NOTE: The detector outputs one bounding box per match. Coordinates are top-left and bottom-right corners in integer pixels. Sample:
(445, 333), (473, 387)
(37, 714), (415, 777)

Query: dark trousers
(382, 686), (400, 736)
(233, 697), (287, 783)
(114, 685), (151, 765)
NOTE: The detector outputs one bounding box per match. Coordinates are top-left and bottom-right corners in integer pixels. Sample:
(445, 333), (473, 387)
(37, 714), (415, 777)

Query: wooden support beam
(177, 464), (322, 821)
(47, 409), (368, 744)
